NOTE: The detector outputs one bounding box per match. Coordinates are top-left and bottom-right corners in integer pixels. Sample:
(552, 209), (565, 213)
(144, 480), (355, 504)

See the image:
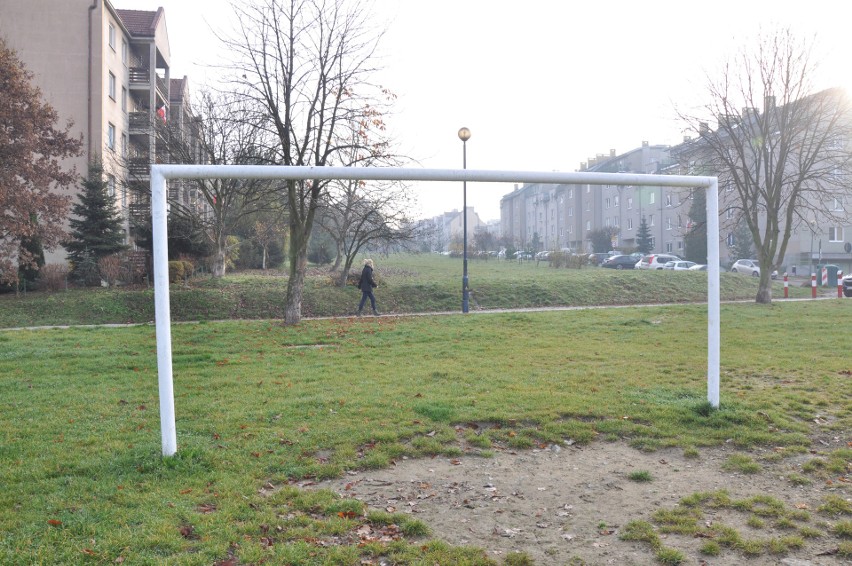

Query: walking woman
(356, 258), (379, 316)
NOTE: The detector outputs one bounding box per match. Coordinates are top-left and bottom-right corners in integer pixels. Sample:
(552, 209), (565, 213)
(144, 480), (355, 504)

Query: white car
(730, 259), (778, 279)
(663, 260), (697, 271)
(635, 254), (681, 270)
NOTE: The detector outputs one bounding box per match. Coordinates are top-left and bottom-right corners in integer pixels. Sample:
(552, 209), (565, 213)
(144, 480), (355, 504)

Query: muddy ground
(313, 439), (850, 565)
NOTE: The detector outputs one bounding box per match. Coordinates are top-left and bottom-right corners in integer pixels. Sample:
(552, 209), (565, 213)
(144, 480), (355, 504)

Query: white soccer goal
(151, 165), (720, 456)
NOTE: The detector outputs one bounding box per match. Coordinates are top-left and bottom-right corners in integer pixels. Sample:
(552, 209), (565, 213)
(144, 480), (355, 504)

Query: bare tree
(676, 29), (852, 303)
(158, 91), (283, 277)
(318, 177), (417, 286)
(221, 0), (393, 323)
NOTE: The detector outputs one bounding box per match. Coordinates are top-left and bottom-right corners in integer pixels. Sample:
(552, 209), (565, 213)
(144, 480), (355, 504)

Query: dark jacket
(358, 265), (376, 292)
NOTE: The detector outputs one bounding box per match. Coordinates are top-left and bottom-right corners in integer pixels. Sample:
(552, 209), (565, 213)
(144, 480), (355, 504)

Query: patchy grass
(0, 290), (849, 563)
(722, 454), (762, 474)
(624, 490), (850, 563)
(628, 470), (653, 482)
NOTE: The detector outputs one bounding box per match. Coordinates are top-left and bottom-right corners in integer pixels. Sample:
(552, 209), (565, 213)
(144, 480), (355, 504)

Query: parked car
(730, 259), (778, 279)
(663, 260), (697, 271)
(535, 251), (551, 262)
(635, 254), (681, 270)
(601, 254), (638, 269)
(843, 272), (852, 297)
(516, 251), (533, 260)
(689, 264), (708, 271)
(588, 252), (611, 266)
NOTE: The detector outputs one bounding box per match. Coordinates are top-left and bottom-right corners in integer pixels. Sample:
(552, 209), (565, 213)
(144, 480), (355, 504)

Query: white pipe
(154, 164), (716, 189)
(149, 165), (720, 455)
(152, 169), (177, 456)
(706, 179), (721, 408)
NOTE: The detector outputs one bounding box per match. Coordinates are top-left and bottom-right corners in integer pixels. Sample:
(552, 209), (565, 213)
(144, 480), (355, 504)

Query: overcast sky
(116, 0), (851, 221)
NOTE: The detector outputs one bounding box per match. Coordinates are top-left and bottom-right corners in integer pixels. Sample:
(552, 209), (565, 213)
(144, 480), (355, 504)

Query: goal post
(151, 165), (720, 456)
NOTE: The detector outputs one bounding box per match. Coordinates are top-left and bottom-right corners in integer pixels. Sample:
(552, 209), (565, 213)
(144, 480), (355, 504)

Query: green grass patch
(0, 269), (849, 563)
(628, 470), (653, 482)
(722, 454), (762, 474)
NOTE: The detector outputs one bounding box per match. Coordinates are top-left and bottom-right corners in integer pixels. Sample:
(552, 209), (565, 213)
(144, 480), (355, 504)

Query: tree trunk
(284, 251), (307, 324)
(756, 272), (773, 304)
(261, 245), (267, 270)
(212, 247), (226, 278)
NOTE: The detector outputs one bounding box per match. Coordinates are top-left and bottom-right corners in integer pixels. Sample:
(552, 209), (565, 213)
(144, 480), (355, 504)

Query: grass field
(0, 256), (847, 564)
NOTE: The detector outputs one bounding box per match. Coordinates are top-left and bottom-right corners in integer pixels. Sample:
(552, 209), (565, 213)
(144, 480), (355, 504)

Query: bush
(168, 261), (185, 283)
(38, 263), (69, 291)
(98, 254), (122, 287)
(181, 260), (195, 279)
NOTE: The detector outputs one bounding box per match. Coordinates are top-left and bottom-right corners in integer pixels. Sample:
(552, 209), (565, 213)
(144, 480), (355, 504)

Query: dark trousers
(358, 289), (376, 311)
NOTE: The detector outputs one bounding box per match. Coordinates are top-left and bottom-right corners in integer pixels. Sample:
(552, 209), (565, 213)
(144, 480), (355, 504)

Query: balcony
(128, 157), (151, 179)
(128, 67), (169, 99)
(129, 111), (150, 135)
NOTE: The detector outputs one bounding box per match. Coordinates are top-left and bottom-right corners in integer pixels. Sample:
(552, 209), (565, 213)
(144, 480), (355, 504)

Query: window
(605, 217), (611, 227)
(666, 217), (672, 230)
(666, 242), (673, 252)
(605, 198), (611, 209)
(833, 197), (844, 211)
(649, 214), (655, 227)
(614, 195), (619, 207)
(614, 216), (620, 228)
(568, 206), (573, 217)
(829, 226), (844, 242)
(121, 87), (127, 111)
(726, 208), (734, 220)
(677, 241), (683, 250)
(122, 39), (128, 65)
(108, 72), (116, 100)
(108, 23), (116, 50)
(568, 225), (573, 234)
(725, 180), (734, 192)
(677, 215), (683, 228)
(649, 192), (655, 205)
(627, 218), (633, 230)
(107, 175), (116, 198)
(726, 233), (735, 246)
(585, 200), (590, 212)
(586, 186), (591, 193)
(107, 123), (116, 151)
(627, 197), (633, 210)
(665, 194), (672, 207)
(585, 221), (591, 231)
(567, 188), (573, 199)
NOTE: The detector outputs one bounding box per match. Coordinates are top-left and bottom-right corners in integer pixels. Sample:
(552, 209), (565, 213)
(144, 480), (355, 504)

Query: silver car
(730, 259), (777, 279)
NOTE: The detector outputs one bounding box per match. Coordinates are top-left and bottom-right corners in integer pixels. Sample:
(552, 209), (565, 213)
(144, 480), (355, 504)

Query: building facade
(1, 0), (177, 263)
(500, 143), (680, 254)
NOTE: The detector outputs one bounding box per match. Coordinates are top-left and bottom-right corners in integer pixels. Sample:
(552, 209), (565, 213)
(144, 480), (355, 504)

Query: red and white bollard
(838, 270), (843, 299)
(783, 273), (788, 298)
(811, 273), (817, 298)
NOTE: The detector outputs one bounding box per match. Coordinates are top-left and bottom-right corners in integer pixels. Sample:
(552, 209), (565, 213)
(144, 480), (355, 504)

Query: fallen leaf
(47, 519), (62, 526)
(81, 548), (96, 556)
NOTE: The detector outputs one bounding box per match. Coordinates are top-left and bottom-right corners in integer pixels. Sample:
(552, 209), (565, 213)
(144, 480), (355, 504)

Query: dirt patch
(313, 440), (849, 565)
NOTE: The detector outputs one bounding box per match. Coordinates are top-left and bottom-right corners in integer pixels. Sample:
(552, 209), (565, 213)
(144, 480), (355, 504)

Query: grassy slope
(0, 254), (810, 328)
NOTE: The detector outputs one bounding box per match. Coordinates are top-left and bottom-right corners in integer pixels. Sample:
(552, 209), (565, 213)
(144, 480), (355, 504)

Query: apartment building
(0, 0), (175, 263)
(500, 142), (677, 254)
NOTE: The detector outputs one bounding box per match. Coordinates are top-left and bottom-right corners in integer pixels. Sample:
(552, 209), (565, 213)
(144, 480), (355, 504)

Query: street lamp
(458, 127), (471, 313)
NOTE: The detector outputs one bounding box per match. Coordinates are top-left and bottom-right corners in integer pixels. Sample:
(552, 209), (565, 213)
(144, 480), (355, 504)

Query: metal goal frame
(151, 165), (720, 456)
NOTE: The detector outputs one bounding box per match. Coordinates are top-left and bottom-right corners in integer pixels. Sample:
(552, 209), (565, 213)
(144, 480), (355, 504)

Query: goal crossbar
(151, 165), (720, 456)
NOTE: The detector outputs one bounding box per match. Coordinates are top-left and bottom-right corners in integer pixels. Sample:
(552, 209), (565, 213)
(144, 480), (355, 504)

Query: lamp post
(458, 127), (471, 313)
